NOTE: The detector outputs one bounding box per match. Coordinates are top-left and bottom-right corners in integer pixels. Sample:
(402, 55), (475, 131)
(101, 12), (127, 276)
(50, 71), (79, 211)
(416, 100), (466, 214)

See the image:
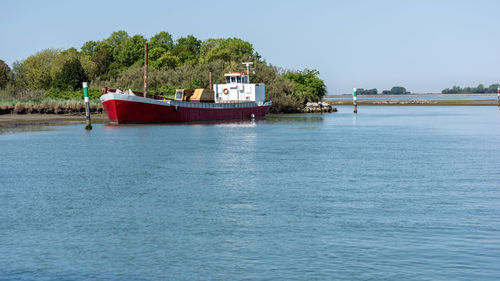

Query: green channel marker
(353, 88), (358, 113)
(83, 82), (92, 130)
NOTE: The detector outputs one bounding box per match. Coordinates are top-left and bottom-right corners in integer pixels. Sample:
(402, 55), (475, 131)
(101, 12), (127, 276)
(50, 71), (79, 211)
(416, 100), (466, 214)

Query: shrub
(54, 58), (88, 91)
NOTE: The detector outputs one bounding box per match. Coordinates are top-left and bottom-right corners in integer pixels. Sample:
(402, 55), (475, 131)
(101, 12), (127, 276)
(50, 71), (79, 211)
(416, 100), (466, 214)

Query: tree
(171, 35), (201, 65)
(356, 88), (378, 95)
(117, 34), (147, 67)
(284, 69), (327, 102)
(81, 40), (99, 57)
(90, 42), (113, 78)
(0, 59), (11, 88)
(50, 48), (79, 83)
(54, 58), (88, 91)
(389, 86), (407, 95)
(199, 38), (254, 63)
(105, 30), (129, 61)
(150, 31), (174, 51)
(472, 84), (485, 93)
(14, 49), (60, 89)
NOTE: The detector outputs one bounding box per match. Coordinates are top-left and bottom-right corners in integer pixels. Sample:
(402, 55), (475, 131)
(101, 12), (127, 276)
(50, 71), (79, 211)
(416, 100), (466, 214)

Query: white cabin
(214, 72), (265, 103)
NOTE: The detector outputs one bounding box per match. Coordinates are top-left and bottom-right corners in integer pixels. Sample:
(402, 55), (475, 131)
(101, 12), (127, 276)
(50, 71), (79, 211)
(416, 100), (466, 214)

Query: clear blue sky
(2, 0), (499, 93)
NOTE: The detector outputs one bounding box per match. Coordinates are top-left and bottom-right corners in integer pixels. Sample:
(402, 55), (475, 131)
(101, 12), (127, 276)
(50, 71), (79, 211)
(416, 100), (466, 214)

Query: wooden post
(353, 88), (358, 113)
(144, 42), (148, 98)
(209, 71), (213, 90)
(83, 82), (92, 130)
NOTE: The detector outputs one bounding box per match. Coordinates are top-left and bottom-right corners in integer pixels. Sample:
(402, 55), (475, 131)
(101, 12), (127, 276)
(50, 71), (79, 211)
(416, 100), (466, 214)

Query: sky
(2, 0), (500, 94)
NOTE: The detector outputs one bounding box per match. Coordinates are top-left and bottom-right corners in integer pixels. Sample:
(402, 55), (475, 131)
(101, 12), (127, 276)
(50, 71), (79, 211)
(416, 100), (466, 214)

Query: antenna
(242, 62), (253, 83)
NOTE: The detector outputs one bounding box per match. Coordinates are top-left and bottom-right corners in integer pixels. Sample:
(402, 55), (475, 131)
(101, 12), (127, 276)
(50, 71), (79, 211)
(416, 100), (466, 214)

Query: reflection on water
(265, 113), (325, 124)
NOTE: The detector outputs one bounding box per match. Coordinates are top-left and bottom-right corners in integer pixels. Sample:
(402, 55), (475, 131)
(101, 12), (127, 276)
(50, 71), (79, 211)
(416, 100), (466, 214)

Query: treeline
(356, 86), (410, 95)
(0, 31), (327, 113)
(441, 84), (500, 94)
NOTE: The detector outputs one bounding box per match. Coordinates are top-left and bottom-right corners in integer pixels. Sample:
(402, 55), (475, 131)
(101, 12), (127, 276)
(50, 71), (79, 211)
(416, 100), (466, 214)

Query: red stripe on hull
(102, 99), (270, 123)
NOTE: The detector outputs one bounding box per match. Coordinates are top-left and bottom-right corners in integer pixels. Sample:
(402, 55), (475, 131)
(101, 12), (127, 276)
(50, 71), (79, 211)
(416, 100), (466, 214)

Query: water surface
(1, 106), (500, 280)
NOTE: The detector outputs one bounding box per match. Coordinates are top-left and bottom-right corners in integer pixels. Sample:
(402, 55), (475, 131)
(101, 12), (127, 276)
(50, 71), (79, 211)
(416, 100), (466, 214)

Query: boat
(100, 65), (271, 124)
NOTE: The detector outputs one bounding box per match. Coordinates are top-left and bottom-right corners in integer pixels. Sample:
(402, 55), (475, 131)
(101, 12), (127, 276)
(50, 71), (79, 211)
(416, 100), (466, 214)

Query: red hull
(102, 99), (270, 123)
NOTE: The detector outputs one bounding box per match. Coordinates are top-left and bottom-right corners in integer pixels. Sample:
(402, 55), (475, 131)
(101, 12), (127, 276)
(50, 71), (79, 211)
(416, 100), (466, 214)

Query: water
(326, 94), (497, 101)
(1, 106), (500, 280)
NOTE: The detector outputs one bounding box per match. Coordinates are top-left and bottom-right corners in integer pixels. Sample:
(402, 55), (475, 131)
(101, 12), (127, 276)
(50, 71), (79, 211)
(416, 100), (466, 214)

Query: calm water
(326, 94), (497, 101)
(1, 106), (500, 280)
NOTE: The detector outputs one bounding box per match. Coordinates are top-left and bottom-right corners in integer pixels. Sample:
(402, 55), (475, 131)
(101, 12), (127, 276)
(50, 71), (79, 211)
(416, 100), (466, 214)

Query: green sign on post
(353, 88), (358, 113)
(83, 82), (92, 130)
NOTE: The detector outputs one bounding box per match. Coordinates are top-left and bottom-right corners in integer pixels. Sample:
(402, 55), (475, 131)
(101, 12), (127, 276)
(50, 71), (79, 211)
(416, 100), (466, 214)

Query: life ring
(223, 88), (229, 95)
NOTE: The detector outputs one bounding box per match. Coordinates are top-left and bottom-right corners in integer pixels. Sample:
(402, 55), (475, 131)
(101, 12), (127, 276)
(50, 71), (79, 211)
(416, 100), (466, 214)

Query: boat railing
(102, 88), (173, 101)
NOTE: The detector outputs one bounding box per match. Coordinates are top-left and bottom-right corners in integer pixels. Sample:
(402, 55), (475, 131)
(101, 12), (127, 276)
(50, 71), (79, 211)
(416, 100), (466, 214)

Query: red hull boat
(101, 92), (271, 124)
(101, 67), (272, 124)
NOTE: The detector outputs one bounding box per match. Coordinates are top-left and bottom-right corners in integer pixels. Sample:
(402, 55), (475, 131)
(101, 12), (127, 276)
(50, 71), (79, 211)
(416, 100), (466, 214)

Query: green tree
(356, 88), (378, 95)
(117, 34), (147, 67)
(150, 31), (174, 51)
(106, 30), (129, 61)
(0, 59), (11, 88)
(90, 42), (113, 78)
(152, 51), (178, 70)
(171, 35), (201, 65)
(49, 48), (79, 83)
(14, 49), (60, 89)
(488, 84), (500, 93)
(472, 83), (485, 93)
(389, 86), (407, 95)
(199, 38), (254, 63)
(54, 58), (88, 91)
(284, 69), (327, 102)
(81, 40), (99, 57)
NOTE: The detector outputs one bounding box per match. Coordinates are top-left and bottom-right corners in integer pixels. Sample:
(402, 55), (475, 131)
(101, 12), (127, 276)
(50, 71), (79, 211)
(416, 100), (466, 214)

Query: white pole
(83, 82), (92, 130)
(353, 88), (358, 113)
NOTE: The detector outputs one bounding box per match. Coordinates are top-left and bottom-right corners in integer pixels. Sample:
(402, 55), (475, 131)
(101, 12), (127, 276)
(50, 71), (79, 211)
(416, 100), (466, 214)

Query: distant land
(335, 83), (500, 96)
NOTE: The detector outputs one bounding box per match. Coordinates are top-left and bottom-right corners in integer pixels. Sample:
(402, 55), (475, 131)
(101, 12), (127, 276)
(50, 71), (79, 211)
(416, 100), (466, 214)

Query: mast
(242, 62), (253, 83)
(144, 42), (148, 97)
(209, 71), (213, 90)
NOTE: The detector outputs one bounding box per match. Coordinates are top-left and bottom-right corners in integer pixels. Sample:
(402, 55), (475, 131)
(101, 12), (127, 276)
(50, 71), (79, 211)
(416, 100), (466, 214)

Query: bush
(54, 58), (88, 91)
(284, 69), (326, 102)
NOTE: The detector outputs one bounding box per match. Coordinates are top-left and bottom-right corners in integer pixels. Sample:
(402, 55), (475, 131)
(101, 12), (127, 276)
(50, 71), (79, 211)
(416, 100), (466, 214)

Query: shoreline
(1, 99), (498, 131)
(0, 114), (109, 132)
(325, 99), (499, 106)
(326, 93), (499, 97)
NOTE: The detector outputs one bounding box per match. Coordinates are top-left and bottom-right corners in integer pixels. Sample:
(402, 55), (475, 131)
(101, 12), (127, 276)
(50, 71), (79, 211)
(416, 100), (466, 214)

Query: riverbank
(0, 114), (108, 133)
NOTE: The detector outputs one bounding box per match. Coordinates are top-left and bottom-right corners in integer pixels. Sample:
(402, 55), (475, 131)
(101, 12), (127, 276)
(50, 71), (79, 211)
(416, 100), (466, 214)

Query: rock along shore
(303, 102), (338, 113)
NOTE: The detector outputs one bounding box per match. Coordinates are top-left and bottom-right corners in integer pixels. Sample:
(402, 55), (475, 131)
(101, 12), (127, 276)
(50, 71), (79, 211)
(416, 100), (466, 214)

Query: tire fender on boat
(174, 105), (180, 112)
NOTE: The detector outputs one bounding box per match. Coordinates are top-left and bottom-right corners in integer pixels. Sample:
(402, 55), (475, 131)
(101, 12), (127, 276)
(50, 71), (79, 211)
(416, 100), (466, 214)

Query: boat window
(225, 76), (231, 83)
(236, 76), (241, 83)
(242, 76), (248, 83)
(175, 91), (183, 100)
(231, 76), (236, 83)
